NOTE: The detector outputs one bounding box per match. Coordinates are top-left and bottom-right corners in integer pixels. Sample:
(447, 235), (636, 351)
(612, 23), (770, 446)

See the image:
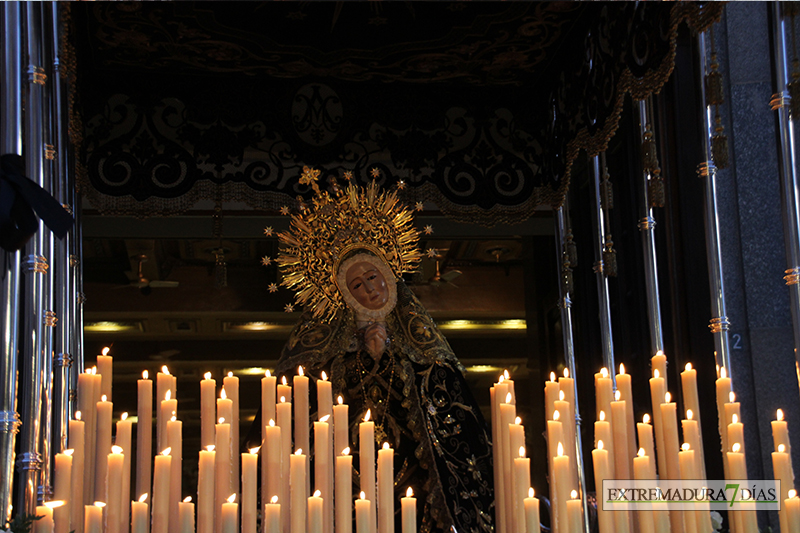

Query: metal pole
(17, 1), (48, 514)
(0, 2), (24, 523)
(554, 204), (591, 533)
(636, 99), (666, 356)
(696, 31), (733, 376)
(590, 155), (618, 387)
(770, 3), (800, 387)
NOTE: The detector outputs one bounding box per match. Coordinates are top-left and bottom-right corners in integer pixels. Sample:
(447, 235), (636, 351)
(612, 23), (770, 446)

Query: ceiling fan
(122, 254), (179, 294)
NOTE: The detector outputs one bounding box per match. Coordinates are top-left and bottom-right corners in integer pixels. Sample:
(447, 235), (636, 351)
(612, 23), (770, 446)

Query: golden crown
(271, 167), (422, 320)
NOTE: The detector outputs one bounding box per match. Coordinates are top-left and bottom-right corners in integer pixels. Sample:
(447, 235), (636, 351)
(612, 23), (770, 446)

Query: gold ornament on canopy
(274, 166), (422, 321)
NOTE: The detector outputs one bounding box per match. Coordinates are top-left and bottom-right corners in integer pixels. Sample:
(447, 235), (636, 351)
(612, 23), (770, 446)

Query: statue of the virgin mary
(246, 168), (494, 533)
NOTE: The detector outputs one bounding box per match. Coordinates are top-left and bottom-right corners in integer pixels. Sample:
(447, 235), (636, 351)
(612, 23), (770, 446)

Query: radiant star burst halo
(274, 168), (422, 321)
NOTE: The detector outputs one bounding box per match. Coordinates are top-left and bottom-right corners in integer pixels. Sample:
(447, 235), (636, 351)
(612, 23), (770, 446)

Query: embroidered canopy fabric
(69, 2), (722, 225)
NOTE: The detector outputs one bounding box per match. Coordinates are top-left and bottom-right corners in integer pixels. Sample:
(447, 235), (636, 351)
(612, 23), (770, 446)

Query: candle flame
(619, 363), (626, 375)
(637, 448), (645, 457)
(665, 392), (671, 403)
(112, 446), (123, 454)
(506, 392), (512, 403)
(504, 369), (510, 380)
(221, 388), (227, 400)
(265, 369), (271, 378)
(615, 390), (621, 402)
(549, 372), (556, 382)
(218, 417), (225, 424)
(732, 442), (741, 453)
(687, 409), (693, 420)
(143, 370), (149, 380)
(295, 449), (303, 455)
(338, 395), (343, 405)
(314, 490), (322, 498)
(383, 442), (390, 450)
(790, 489), (798, 499)
(101, 395), (108, 402)
(281, 376), (288, 386)
(75, 411), (82, 421)
(685, 363), (693, 372)
(364, 409), (371, 422)
(250, 446), (261, 455)
(165, 390), (171, 401)
(519, 446), (525, 458)
(183, 496), (192, 503)
(729, 391), (735, 403)
(559, 390), (565, 401)
(732, 414), (738, 424)
(342, 447), (351, 456)
(280, 396), (286, 403)
(360, 492), (366, 500)
(653, 369), (660, 379)
(553, 410), (560, 421)
(498, 374), (505, 384)
(778, 409), (785, 421)
(643, 413), (650, 424)
(269, 419), (275, 427)
(780, 444), (786, 453)
(206, 445), (215, 452)
(161, 448), (171, 456)
(655, 350), (663, 357)
(91, 367), (96, 375)
(406, 487), (414, 498)
(121, 412), (128, 421)
(204, 372), (212, 380)
(271, 496), (279, 504)
(44, 500), (65, 509)
(682, 443), (690, 452)
(720, 367), (727, 379)
(320, 414), (330, 423)
(93, 502), (106, 508)
(599, 410), (605, 422)
(570, 490), (577, 499)
(515, 416), (522, 425)
(600, 367), (608, 378)
(529, 488), (535, 498)
(228, 371), (233, 378)
(170, 415), (176, 422)
(227, 494), (236, 504)
(557, 442), (564, 457)
(162, 365), (170, 375)
(563, 368), (569, 379)
(64, 449), (74, 456)
(598, 440), (604, 450)
(321, 371), (328, 381)
(298, 366), (304, 377)
(102, 347), (110, 356)
(139, 494), (148, 503)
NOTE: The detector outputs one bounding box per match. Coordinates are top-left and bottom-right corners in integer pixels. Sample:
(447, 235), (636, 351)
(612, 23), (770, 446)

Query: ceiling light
(84, 321), (143, 333)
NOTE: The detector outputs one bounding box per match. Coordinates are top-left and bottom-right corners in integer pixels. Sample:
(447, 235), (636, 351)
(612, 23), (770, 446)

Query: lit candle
(632, 449), (655, 533)
(336, 448), (353, 533)
(616, 363), (636, 462)
(401, 487), (416, 533)
(152, 448), (172, 533)
(216, 388), (233, 439)
(772, 408), (792, 453)
(264, 419), (282, 528)
(773, 443), (793, 533)
(355, 492), (371, 533)
(359, 410), (376, 533)
(566, 490), (582, 533)
(651, 351), (667, 389)
(277, 376), (292, 410)
(544, 372), (559, 423)
(553, 443), (570, 533)
(727, 413), (745, 454)
(546, 411), (564, 533)
(97, 347), (113, 401)
(503, 369), (516, 405)
(262, 370), (277, 449)
(167, 416), (183, 531)
(553, 390), (572, 493)
(265, 496), (281, 533)
(334, 396), (349, 462)
(106, 446), (125, 533)
(727, 443), (758, 533)
(559, 370), (577, 497)
(637, 414), (655, 465)
(197, 446), (215, 533)
(681, 410), (706, 481)
(223, 371), (240, 492)
(611, 390), (631, 481)
(785, 490), (800, 533)
(179, 496), (194, 533)
(649, 369), (666, 478)
(680, 363), (700, 433)
(34, 502), (55, 533)
(294, 367), (310, 497)
(315, 415), (333, 533)
(715, 367), (732, 467)
(242, 447), (259, 533)
(499, 392), (517, 530)
(214, 419), (231, 533)
(594, 367), (613, 423)
(159, 388), (177, 469)
(84, 503), (104, 533)
(200, 372), (216, 449)
(53, 450), (72, 533)
(115, 412), (133, 533)
(68, 414), (85, 533)
(156, 366), (175, 451)
(514, 446), (531, 533)
(378, 442), (394, 533)
(594, 410), (614, 467)
(678, 444), (699, 533)
(659, 392), (681, 483)
(523, 488), (539, 533)
(137, 370), (153, 504)
(494, 376), (510, 533)
(221, 494), (237, 533)
(291, 449), (307, 533)
(277, 396), (292, 533)
(131, 493), (149, 533)
(94, 394), (113, 502)
(308, 490), (324, 533)
(592, 441), (613, 533)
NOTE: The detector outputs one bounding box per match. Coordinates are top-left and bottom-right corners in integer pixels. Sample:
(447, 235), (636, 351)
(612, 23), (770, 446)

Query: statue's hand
(364, 323), (388, 360)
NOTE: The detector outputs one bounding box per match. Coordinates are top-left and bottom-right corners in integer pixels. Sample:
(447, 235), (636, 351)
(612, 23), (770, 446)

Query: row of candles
(37, 348), (420, 533)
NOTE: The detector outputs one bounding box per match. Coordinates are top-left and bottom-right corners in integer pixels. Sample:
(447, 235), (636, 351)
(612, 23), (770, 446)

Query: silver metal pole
(554, 204), (590, 533)
(636, 99), (666, 356)
(770, 3), (800, 385)
(590, 155), (618, 386)
(17, 1), (48, 514)
(0, 2), (24, 523)
(696, 31), (733, 376)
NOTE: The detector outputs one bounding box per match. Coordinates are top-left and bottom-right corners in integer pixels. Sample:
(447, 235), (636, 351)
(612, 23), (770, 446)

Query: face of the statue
(345, 261), (389, 311)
